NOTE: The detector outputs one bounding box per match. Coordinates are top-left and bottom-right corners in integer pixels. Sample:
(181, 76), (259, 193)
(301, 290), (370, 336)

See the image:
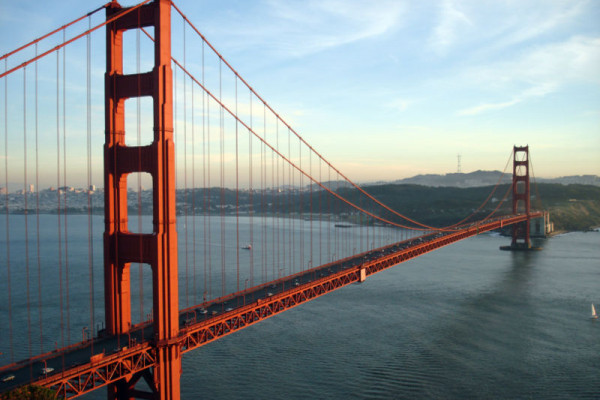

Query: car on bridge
(1, 374), (15, 382)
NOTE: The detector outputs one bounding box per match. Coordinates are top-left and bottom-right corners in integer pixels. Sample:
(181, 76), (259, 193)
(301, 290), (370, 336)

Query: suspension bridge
(0, 1), (548, 398)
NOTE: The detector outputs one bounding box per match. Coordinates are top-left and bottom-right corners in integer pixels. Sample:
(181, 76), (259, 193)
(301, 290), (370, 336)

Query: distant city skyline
(1, 0), (599, 187)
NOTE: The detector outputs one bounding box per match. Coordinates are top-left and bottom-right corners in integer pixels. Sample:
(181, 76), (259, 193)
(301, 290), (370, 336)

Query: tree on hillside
(0, 385), (61, 400)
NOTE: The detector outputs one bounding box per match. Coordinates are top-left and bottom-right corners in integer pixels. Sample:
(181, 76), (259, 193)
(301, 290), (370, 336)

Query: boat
(592, 303), (598, 319)
(241, 244), (252, 250)
(334, 223), (353, 228)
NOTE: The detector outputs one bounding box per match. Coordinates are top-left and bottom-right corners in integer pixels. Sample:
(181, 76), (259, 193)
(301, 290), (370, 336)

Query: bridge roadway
(0, 213), (541, 398)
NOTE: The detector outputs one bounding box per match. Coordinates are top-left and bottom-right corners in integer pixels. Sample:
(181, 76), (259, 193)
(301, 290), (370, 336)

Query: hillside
(4, 182), (598, 232)
(386, 171), (599, 188)
(335, 183), (600, 232)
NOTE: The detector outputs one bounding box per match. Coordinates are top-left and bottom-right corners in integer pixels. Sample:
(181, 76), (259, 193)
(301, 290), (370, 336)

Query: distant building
(0, 187), (7, 195)
(89, 184), (96, 192)
(29, 184), (35, 193)
(531, 212), (553, 237)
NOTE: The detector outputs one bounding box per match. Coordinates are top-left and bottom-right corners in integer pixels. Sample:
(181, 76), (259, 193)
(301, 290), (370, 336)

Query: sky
(1, 0), (599, 186)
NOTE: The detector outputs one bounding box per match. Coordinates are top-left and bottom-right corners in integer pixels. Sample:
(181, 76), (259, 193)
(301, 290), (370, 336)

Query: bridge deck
(0, 213), (541, 398)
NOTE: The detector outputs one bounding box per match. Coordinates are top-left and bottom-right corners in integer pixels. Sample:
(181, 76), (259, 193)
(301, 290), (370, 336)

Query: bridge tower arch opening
(104, 0), (180, 398)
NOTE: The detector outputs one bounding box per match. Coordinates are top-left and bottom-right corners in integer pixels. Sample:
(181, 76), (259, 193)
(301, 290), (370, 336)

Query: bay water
(1, 215), (598, 399)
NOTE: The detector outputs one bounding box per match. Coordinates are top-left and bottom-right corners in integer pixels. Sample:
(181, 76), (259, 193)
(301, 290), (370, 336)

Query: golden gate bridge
(0, 1), (546, 398)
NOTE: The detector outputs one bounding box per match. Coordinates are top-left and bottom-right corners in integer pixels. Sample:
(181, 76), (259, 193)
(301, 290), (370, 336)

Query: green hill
(335, 183), (600, 232)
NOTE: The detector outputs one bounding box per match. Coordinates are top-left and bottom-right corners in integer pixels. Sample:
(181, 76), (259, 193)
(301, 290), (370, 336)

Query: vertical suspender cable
(274, 120), (278, 281)
(192, 77), (197, 306)
(286, 127), (290, 276)
(271, 116), (276, 280)
(183, 21), (189, 308)
(220, 59), (225, 297)
(270, 114), (275, 280)
(62, 30), (71, 345)
(235, 77), (240, 293)
(299, 141), (304, 271)
(201, 40), (207, 303)
(248, 93), (253, 286)
(4, 59), (14, 362)
(23, 67), (33, 359)
(318, 158), (322, 266)
(363, 193), (367, 253)
(260, 105), (268, 282)
(335, 172), (339, 258)
(327, 164), (331, 262)
(86, 17), (95, 345)
(173, 56), (178, 300)
(309, 151), (313, 273)
(56, 49), (64, 349)
(277, 120), (285, 279)
(288, 128), (292, 274)
(35, 43), (44, 353)
(207, 83), (212, 299)
(173, 36), (179, 315)
(284, 125), (288, 277)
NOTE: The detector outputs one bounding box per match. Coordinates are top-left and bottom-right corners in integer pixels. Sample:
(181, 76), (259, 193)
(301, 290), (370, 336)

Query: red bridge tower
(502, 145), (535, 250)
(104, 0), (180, 398)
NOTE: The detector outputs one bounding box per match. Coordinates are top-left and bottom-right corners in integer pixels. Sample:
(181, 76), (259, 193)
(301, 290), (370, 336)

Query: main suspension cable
(0, 0), (152, 79)
(169, 2), (510, 233)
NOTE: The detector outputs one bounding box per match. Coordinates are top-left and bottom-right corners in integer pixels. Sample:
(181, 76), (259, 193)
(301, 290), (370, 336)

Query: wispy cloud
(458, 83), (557, 116)
(426, 0), (589, 58)
(489, 0), (589, 49)
(218, 0), (406, 58)
(429, 0), (472, 56)
(457, 35), (600, 115)
(458, 99), (520, 116)
(387, 98), (414, 112)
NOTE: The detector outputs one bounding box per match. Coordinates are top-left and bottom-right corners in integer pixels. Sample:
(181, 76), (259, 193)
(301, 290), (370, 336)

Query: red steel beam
(34, 345), (156, 399)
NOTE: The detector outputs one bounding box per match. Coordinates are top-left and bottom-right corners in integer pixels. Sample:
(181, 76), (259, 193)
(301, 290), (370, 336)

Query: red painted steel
(36, 345), (156, 399)
(511, 146), (531, 248)
(104, 0), (180, 398)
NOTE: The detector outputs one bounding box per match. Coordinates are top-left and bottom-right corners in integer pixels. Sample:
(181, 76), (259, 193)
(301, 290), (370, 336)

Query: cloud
(219, 0), (406, 58)
(429, 0), (472, 56)
(489, 0), (589, 49)
(387, 98), (414, 112)
(458, 82), (558, 116)
(457, 36), (600, 115)
(458, 99), (521, 116)
(425, 0), (589, 59)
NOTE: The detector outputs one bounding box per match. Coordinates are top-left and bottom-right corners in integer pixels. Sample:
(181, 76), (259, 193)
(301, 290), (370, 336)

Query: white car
(40, 367), (54, 375)
(1, 374), (15, 382)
